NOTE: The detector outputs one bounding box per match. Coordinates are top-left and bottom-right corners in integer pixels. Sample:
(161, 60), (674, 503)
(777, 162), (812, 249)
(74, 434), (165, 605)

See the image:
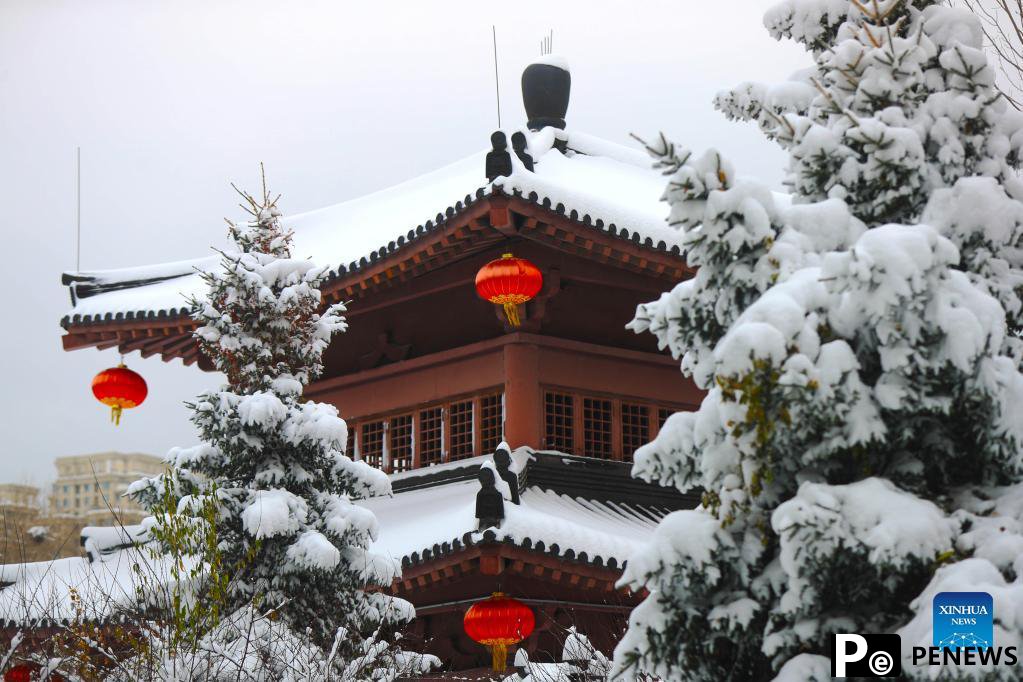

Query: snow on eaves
(61, 128), (680, 328)
(363, 477), (661, 572)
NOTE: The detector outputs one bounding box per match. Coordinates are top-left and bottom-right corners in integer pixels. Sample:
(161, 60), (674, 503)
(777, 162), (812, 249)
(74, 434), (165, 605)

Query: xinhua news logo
(909, 591), (1017, 668)
(830, 591), (1019, 677)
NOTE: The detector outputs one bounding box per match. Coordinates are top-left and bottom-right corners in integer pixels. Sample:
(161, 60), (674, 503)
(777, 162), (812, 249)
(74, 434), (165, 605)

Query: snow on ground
(0, 545), (187, 623)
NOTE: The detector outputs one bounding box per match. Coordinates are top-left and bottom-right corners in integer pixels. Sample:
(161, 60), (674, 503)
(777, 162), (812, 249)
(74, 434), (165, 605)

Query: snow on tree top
(61, 128), (679, 326)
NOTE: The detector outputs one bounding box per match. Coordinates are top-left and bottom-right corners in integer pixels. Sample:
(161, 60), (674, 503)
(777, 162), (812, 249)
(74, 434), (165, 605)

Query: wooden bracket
(358, 331), (412, 370)
(488, 195), (516, 236)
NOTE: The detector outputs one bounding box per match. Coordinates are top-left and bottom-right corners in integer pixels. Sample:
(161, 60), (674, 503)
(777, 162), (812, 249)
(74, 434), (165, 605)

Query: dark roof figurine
(493, 442), (520, 505)
(475, 465), (505, 530)
(485, 131), (513, 182)
(511, 132), (534, 172)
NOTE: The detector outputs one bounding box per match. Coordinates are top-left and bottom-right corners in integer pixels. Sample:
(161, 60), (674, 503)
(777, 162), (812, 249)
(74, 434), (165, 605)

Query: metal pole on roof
(492, 25), (502, 129)
(76, 146), (81, 272)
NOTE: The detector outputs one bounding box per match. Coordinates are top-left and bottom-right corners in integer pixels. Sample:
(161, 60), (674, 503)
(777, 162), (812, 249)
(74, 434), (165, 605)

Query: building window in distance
(389, 415), (413, 473)
(419, 407), (443, 466)
(582, 397), (613, 459)
(448, 400), (474, 461)
(544, 391), (574, 454)
(360, 421), (385, 469)
(622, 403), (650, 459)
(480, 393), (503, 453)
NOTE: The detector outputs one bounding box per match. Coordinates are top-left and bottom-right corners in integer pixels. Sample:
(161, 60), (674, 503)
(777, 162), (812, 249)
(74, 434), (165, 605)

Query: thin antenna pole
(492, 25), (502, 128)
(76, 146), (81, 272)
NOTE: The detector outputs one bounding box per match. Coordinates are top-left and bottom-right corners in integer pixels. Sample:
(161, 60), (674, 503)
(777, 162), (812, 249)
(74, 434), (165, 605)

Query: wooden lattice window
(419, 407), (443, 466)
(622, 403), (650, 459)
(360, 421), (385, 469)
(480, 393), (503, 453)
(544, 391), (574, 453)
(582, 397), (613, 459)
(448, 400), (474, 461)
(389, 415), (413, 473)
(658, 407), (673, 429)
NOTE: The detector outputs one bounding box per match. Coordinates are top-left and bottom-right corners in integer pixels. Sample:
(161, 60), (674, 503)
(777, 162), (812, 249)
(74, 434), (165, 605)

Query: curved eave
(59, 191), (690, 367)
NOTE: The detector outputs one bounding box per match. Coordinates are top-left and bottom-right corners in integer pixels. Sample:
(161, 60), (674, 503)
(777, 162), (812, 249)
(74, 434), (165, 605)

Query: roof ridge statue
(493, 442), (520, 505)
(485, 131), (513, 182)
(475, 465), (504, 530)
(511, 132), (534, 172)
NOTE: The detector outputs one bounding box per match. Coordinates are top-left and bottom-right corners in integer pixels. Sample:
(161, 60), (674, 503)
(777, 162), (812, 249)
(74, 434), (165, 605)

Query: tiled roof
(0, 450), (695, 627)
(365, 449), (696, 572)
(60, 127), (678, 329)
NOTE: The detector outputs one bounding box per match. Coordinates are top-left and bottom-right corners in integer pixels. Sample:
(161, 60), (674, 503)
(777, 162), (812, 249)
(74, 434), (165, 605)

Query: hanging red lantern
(91, 363), (148, 426)
(4, 663), (65, 682)
(475, 253), (543, 327)
(3, 664), (37, 682)
(463, 592), (535, 672)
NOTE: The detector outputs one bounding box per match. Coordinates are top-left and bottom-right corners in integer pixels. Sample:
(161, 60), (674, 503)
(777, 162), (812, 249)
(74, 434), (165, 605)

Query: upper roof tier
(60, 126), (678, 328)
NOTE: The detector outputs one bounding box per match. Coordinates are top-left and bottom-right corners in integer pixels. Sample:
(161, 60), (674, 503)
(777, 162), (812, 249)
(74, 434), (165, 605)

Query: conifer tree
(133, 170), (414, 664)
(616, 2), (1023, 680)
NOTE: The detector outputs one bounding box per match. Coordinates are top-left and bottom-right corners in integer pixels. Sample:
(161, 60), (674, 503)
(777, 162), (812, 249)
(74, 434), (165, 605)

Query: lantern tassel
(502, 302), (521, 327)
(111, 405), (123, 426)
(490, 643), (509, 673)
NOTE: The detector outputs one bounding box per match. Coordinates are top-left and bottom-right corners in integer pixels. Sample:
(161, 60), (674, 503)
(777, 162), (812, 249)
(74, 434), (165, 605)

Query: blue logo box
(933, 592), (993, 650)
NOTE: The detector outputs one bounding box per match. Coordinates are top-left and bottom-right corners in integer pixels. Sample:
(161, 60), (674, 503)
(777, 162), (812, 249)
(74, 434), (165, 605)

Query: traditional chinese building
(46, 57), (700, 673)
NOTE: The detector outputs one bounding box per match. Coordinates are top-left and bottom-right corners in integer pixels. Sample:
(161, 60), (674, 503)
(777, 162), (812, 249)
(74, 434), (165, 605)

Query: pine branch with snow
(616, 2), (1023, 680)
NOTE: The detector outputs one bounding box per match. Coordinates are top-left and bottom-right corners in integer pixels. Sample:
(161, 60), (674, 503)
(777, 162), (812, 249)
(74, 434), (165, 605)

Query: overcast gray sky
(0, 0), (806, 488)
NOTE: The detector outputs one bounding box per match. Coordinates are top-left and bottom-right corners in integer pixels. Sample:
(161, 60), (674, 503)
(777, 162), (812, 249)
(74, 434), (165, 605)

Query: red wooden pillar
(503, 341), (541, 449)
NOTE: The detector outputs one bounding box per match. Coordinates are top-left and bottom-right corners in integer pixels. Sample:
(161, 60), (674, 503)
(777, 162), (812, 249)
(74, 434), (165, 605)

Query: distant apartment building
(0, 483), (83, 563)
(49, 452), (164, 525)
(0, 484), (40, 511)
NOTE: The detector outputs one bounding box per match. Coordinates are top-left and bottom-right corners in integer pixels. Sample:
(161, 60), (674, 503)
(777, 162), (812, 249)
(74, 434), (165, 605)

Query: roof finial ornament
(522, 41), (570, 132)
(486, 131), (513, 182)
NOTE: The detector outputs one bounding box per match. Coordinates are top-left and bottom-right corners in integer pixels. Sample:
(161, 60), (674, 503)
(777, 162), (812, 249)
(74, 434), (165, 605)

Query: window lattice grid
(621, 403), (650, 459)
(480, 394), (503, 453)
(360, 421), (385, 470)
(544, 392), (574, 454)
(389, 415), (413, 473)
(448, 401), (474, 461)
(419, 407), (444, 467)
(582, 397), (613, 459)
(658, 407), (673, 429)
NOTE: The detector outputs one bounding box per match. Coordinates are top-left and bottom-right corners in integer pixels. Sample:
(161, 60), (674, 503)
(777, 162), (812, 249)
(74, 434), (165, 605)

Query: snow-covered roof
(61, 127), (677, 327)
(0, 545), (183, 625)
(0, 451), (693, 626)
(365, 448), (690, 570)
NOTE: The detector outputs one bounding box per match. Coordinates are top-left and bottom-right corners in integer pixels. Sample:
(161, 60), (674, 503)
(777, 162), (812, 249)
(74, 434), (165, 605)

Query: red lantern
(475, 253), (543, 327)
(4, 663), (65, 682)
(91, 363), (148, 426)
(3, 664), (37, 682)
(463, 592), (535, 672)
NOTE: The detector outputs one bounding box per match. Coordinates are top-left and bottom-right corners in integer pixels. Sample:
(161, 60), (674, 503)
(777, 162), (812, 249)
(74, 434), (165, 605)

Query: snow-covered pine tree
(616, 2), (1023, 680)
(132, 170), (414, 662)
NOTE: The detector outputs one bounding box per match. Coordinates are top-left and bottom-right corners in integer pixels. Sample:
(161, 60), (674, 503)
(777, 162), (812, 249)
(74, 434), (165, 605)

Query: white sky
(0, 0), (807, 489)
